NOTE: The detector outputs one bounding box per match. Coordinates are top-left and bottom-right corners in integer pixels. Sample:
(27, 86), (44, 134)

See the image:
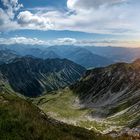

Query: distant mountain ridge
(1, 45), (140, 66)
(85, 46), (140, 62)
(45, 45), (114, 68)
(0, 57), (86, 97)
(0, 45), (114, 68)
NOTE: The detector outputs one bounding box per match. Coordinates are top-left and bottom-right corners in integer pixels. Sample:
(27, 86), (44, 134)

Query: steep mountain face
(0, 57), (85, 97)
(71, 59), (140, 128)
(0, 50), (19, 64)
(0, 88), (112, 140)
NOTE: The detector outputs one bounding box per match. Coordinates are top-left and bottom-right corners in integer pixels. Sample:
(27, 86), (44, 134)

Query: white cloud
(0, 0), (22, 31)
(0, 8), (19, 31)
(0, 37), (140, 48)
(52, 38), (77, 45)
(0, 37), (46, 45)
(24, 0), (139, 35)
(1, 0), (23, 19)
(65, 0), (140, 35)
(17, 11), (54, 30)
(0, 37), (77, 46)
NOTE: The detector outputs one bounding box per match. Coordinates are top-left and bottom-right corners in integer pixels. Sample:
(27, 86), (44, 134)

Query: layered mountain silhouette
(0, 57), (85, 97)
(0, 45), (114, 68)
(1, 45), (140, 67)
(44, 45), (114, 68)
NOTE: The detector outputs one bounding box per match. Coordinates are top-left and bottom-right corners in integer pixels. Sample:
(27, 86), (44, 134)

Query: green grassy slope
(0, 88), (116, 140)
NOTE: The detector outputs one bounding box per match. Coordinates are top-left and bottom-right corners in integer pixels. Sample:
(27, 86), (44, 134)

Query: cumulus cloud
(17, 11), (54, 30)
(0, 0), (54, 31)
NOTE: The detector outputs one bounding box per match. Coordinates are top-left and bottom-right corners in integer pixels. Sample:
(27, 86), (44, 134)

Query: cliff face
(0, 57), (86, 97)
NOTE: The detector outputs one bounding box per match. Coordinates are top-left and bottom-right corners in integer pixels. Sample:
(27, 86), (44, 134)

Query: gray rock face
(71, 59), (140, 127)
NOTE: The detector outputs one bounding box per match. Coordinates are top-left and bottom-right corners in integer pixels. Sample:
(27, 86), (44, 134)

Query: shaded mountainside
(0, 50), (19, 64)
(0, 88), (114, 140)
(0, 57), (86, 97)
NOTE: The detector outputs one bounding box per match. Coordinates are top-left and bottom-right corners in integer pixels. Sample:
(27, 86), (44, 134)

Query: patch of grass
(34, 88), (90, 120)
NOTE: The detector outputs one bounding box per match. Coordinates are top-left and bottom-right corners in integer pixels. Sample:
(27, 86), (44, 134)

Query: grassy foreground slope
(0, 88), (115, 140)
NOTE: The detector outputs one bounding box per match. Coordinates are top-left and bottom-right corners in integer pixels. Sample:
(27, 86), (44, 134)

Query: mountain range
(34, 59), (140, 139)
(84, 46), (140, 62)
(0, 45), (140, 139)
(1, 44), (140, 68)
(0, 45), (114, 68)
(0, 57), (85, 97)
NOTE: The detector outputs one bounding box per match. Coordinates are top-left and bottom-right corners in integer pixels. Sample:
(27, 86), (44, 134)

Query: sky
(0, 0), (140, 47)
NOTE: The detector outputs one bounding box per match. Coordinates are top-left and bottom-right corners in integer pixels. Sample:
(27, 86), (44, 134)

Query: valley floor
(33, 88), (140, 136)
